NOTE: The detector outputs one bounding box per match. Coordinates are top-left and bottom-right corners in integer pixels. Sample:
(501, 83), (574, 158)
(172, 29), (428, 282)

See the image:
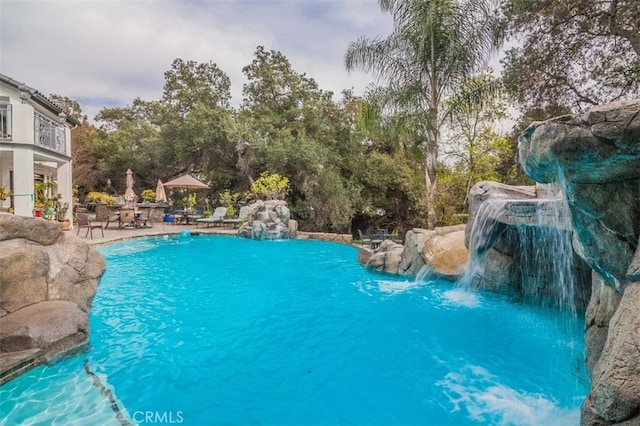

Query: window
(0, 102), (11, 140)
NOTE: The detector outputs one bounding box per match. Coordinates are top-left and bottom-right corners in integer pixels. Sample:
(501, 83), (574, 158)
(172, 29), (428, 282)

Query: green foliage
(501, 0), (640, 111)
(345, 0), (503, 228)
(0, 185), (10, 201)
(140, 189), (156, 202)
(181, 193), (197, 213)
(81, 52), (448, 233)
(248, 172), (290, 201)
(86, 191), (116, 204)
(218, 189), (239, 217)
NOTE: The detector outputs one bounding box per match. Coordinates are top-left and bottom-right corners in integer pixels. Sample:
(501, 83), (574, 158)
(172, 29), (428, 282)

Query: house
(0, 73), (79, 220)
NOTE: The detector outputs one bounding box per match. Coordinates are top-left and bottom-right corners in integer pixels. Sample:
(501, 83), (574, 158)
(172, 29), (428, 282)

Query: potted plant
(141, 189), (156, 203)
(55, 200), (70, 230)
(0, 185), (11, 212)
(33, 181), (59, 218)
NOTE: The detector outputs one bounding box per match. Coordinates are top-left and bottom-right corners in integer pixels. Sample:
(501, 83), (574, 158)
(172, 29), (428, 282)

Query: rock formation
(518, 99), (640, 424)
(237, 200), (297, 240)
(359, 225), (468, 280)
(0, 214), (105, 382)
(465, 181), (592, 307)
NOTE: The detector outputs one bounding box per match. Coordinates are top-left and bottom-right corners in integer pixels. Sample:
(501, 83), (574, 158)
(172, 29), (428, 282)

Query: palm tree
(345, 0), (502, 228)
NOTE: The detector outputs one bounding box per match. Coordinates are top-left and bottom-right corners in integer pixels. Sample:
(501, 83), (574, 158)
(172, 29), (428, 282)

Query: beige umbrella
(163, 174), (210, 189)
(125, 169), (136, 201)
(155, 179), (167, 202)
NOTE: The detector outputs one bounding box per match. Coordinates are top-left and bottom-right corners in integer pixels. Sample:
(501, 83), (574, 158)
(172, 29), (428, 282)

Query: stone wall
(0, 214), (105, 381)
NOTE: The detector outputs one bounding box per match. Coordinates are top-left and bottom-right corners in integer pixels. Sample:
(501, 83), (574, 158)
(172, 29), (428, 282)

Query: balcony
(34, 111), (66, 155)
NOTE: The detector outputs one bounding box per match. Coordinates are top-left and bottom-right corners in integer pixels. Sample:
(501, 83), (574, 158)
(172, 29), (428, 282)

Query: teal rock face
(519, 100), (640, 185)
(519, 100), (640, 292)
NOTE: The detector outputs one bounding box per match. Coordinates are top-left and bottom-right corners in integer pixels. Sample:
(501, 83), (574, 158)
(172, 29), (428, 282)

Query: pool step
(0, 349), (42, 386)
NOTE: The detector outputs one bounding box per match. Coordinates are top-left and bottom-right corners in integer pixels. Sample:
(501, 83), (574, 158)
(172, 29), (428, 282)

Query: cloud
(0, 0), (391, 120)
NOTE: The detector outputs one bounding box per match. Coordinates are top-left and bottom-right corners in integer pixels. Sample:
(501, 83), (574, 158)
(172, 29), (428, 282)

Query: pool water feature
(1, 236), (589, 425)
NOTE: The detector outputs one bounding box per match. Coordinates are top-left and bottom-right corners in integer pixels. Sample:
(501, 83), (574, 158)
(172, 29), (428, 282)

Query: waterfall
(462, 189), (584, 313)
(459, 198), (509, 290)
(511, 189), (577, 314)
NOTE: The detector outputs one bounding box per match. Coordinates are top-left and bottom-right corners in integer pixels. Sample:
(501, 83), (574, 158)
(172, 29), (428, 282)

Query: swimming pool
(1, 235), (589, 425)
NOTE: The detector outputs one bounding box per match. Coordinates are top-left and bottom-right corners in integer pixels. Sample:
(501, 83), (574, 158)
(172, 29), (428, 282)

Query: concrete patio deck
(74, 220), (239, 246)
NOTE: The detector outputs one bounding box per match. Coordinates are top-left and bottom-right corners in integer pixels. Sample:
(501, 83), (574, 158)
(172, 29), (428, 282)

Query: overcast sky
(0, 0), (394, 121)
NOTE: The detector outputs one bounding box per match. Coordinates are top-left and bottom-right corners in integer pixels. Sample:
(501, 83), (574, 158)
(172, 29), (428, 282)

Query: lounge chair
(76, 213), (104, 239)
(223, 205), (252, 228)
(195, 207), (227, 228)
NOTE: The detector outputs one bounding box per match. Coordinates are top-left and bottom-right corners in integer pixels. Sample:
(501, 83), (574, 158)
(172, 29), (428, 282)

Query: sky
(0, 0), (396, 121)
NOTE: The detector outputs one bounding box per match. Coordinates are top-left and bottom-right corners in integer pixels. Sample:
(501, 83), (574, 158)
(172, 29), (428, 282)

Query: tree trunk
(425, 141), (438, 230)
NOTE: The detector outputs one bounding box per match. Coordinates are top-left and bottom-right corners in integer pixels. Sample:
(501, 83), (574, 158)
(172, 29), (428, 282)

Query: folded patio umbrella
(125, 169), (136, 201)
(155, 180), (168, 202)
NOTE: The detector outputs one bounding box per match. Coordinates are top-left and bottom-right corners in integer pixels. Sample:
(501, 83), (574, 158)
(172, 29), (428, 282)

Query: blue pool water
(1, 236), (589, 425)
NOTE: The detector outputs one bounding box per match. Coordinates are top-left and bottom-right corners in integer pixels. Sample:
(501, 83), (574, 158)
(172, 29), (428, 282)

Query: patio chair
(370, 229), (385, 249)
(76, 213), (104, 239)
(96, 204), (120, 229)
(119, 208), (136, 228)
(196, 207), (227, 228)
(357, 229), (371, 246)
(135, 207), (154, 228)
(223, 205), (252, 228)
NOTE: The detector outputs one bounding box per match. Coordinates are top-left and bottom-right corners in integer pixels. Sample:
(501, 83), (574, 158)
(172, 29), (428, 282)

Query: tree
(239, 46), (360, 231)
(158, 59), (237, 190)
(345, 0), (502, 228)
(443, 71), (510, 202)
(501, 0), (640, 111)
(94, 103), (162, 193)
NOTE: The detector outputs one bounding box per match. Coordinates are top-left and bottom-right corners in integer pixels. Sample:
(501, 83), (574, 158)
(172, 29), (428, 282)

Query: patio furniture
(76, 213), (103, 239)
(223, 206), (251, 228)
(370, 229), (385, 249)
(135, 207), (154, 228)
(96, 204), (120, 229)
(185, 206), (204, 225)
(119, 208), (136, 228)
(195, 207), (227, 228)
(357, 229), (371, 246)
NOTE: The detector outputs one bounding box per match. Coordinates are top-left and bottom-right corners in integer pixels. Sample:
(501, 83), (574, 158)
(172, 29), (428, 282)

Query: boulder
(365, 240), (404, 274)
(0, 214), (105, 381)
(421, 230), (468, 279)
(0, 242), (49, 313)
(519, 99), (640, 185)
(0, 214), (61, 245)
(299, 232), (353, 244)
(0, 301), (88, 352)
(582, 282), (640, 424)
(398, 229), (434, 277)
(585, 273), (623, 371)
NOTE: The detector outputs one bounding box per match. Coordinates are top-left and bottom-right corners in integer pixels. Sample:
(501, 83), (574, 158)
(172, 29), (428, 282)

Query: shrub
(248, 172), (290, 201)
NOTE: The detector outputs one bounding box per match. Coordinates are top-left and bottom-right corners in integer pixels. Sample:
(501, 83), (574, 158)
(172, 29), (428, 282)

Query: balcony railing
(34, 111), (66, 155)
